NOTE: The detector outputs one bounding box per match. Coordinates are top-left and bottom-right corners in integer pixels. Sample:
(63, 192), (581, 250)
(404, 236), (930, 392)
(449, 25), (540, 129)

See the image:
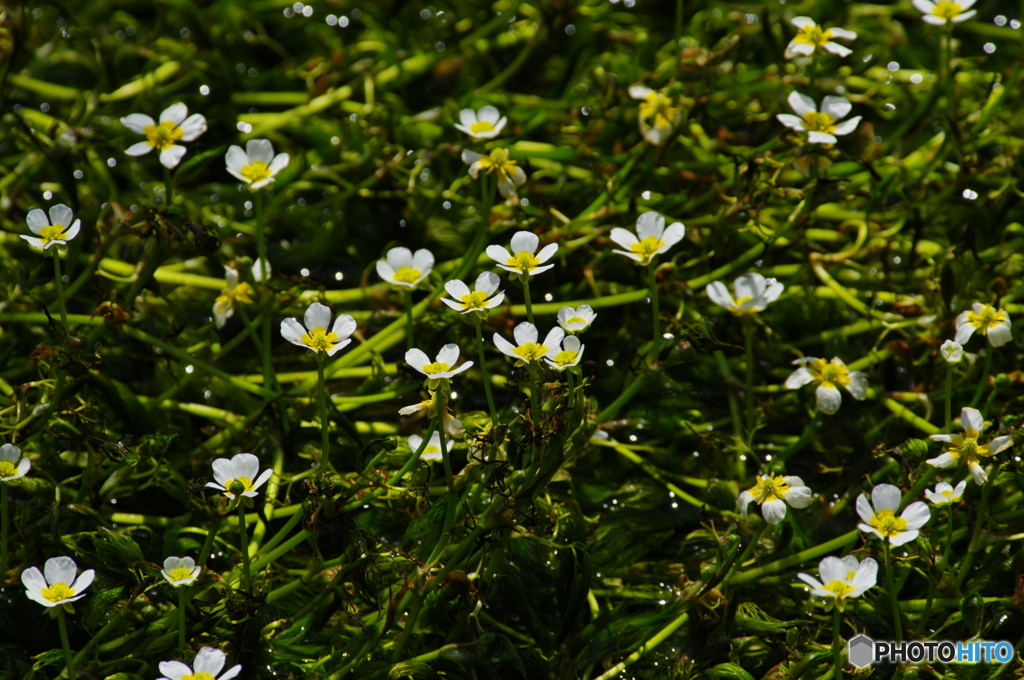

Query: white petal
(628, 84), (653, 100)
(510, 231), (539, 255)
(305, 302), (332, 332)
(815, 384), (842, 414)
(477, 106), (501, 124)
(822, 42), (852, 57)
(929, 434), (954, 443)
(411, 249), (434, 273)
(376, 260), (396, 282)
(953, 480), (968, 499)
(193, 647), (227, 676)
(921, 14), (947, 24)
(231, 453), (260, 482)
(125, 141), (154, 157)
(160, 145), (188, 169)
(660, 222), (685, 251)
(268, 153), (290, 176)
(21, 566), (47, 593)
(987, 322), (1012, 347)
(458, 109), (477, 127)
(737, 490), (754, 514)
(926, 452), (957, 468)
(251, 468), (273, 491)
(988, 436), (1013, 455)
(513, 321), (538, 345)
(26, 209), (49, 233)
(386, 247), (413, 270)
(437, 343), (460, 366)
(953, 9), (976, 21)
(706, 281), (735, 309)
(871, 484), (902, 513)
(889, 529), (919, 546)
(475, 271), (500, 295)
(405, 348), (431, 371)
(158, 660), (193, 680)
(820, 96), (852, 121)
(486, 245), (513, 264)
(785, 367), (815, 389)
(245, 139), (275, 164)
(900, 501), (931, 530)
(332, 314), (357, 340)
(832, 117), (862, 136)
(445, 279), (471, 299)
(121, 113), (155, 134)
(609, 227), (638, 250)
(912, 0), (937, 13)
(807, 131), (838, 145)
(635, 212), (666, 240)
(762, 499), (788, 524)
(830, 28), (857, 40)
(961, 407), (984, 434)
(535, 242), (559, 265)
(325, 338), (352, 357)
(493, 333), (519, 359)
(845, 372), (868, 400)
(788, 91), (817, 117)
(44, 556), (78, 588)
(461, 149), (483, 165)
(219, 665), (242, 680)
(70, 569), (95, 593)
(785, 41), (816, 58)
(733, 273), (765, 302)
(856, 493), (874, 524)
(179, 114), (208, 141)
(784, 484), (813, 509)
(797, 572), (824, 590)
(159, 103), (188, 126)
(762, 281), (784, 303)
(968, 463), (988, 484)
(280, 318), (306, 345)
(776, 114), (806, 131)
(818, 556), (846, 584)
(790, 16), (816, 28)
(542, 326), (566, 350)
(225, 145), (248, 173)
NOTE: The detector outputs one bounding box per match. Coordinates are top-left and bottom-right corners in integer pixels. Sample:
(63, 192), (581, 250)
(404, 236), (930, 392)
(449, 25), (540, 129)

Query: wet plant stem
(957, 468), (992, 590)
(648, 261), (661, 343)
(238, 503), (252, 592)
(920, 504), (954, 629)
(943, 26), (954, 120)
(744, 322), (756, 440)
(164, 165), (173, 208)
(945, 364), (953, 431)
(883, 542), (903, 642)
(427, 390), (456, 564)
(724, 520), (767, 586)
(809, 57), (818, 91)
(178, 587), (187, 650)
(52, 249), (68, 331)
(254, 191), (275, 391)
(404, 289), (414, 351)
(832, 606), (843, 679)
(521, 275), (535, 325)
(318, 356), (330, 465)
(0, 483), (8, 580)
(969, 348), (992, 408)
(472, 315), (499, 428)
(566, 369), (576, 412)
(57, 607), (75, 680)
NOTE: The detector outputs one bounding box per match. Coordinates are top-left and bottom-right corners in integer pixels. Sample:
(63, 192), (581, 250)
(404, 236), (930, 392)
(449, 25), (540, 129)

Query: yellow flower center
(241, 161), (273, 184)
(216, 281), (254, 308)
(966, 304), (1006, 333)
(629, 236), (665, 263)
(168, 567), (195, 582)
(809, 359), (851, 389)
(223, 476), (255, 493)
(507, 251), (541, 272)
(182, 674), (216, 680)
(300, 327), (339, 353)
(460, 291), (490, 310)
(423, 445), (440, 454)
(513, 342), (547, 362)
(846, 570), (856, 580)
(941, 489), (954, 500)
(566, 316), (585, 325)
(39, 224), (68, 244)
(144, 120), (184, 151)
(802, 111), (837, 133)
(392, 267), (421, 284)
(746, 475), (791, 504)
(470, 120), (495, 134)
(552, 350), (578, 367)
(730, 295), (761, 316)
(0, 461), (18, 477)
(41, 583), (76, 603)
(794, 24), (834, 48)
(869, 509), (908, 537)
(422, 362), (451, 375)
(824, 580), (854, 598)
(931, 1), (963, 20)
(639, 92), (680, 130)
(477, 149), (517, 178)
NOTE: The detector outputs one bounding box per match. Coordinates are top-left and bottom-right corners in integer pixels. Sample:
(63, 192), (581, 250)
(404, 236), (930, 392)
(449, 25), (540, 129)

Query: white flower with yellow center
(628, 85), (683, 146)
(21, 556), (95, 608)
(784, 356), (867, 415)
(225, 139), (290, 190)
(940, 339), (964, 363)
(487, 231), (558, 278)
(494, 322), (565, 367)
(557, 305), (597, 333)
(21, 204), (81, 251)
(856, 483), (931, 546)
(399, 391), (464, 438)
(280, 302), (357, 356)
(737, 474), (813, 524)
(157, 647), (241, 680)
(544, 335), (584, 372)
(797, 555), (877, 610)
(609, 212), (685, 266)
(927, 407), (1011, 485)
(462, 148), (527, 199)
(160, 556), (201, 588)
(913, 0), (976, 24)
(121, 103), (208, 169)
(785, 18), (857, 59)
(406, 344), (473, 383)
(409, 432), (445, 463)
(955, 302), (1011, 347)
(0, 443), (31, 482)
(777, 92), (862, 145)
(925, 480), (967, 507)
(206, 453), (273, 500)
(376, 247), (434, 289)
(214, 262), (260, 329)
(454, 106), (507, 140)
(442, 272), (505, 315)
(706, 273), (784, 316)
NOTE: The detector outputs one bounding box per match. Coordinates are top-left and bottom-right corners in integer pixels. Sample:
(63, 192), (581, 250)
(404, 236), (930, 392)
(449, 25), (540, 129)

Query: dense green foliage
(1, 0), (1024, 679)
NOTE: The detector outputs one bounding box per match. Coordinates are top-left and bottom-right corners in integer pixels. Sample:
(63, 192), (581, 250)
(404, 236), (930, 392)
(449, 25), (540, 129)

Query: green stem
(473, 315), (499, 428)
(235, 304), (264, 354)
(238, 503), (252, 592)
(1, 483), (8, 580)
(809, 57), (818, 91)
(945, 364), (953, 432)
(253, 191), (275, 391)
(318, 357), (330, 466)
(164, 164), (173, 208)
(521, 275), (536, 325)
(427, 391), (456, 564)
(832, 606), (843, 679)
(944, 26), (954, 120)
(404, 289), (414, 351)
(57, 607), (75, 680)
(194, 517), (221, 570)
(969, 347), (993, 408)
(594, 609), (690, 680)
(530, 367), (542, 434)
(957, 469), (992, 590)
(920, 504), (955, 630)
(724, 520), (767, 586)
(648, 261), (661, 343)
(675, 0), (683, 42)
(883, 542), (903, 642)
(744, 322), (756, 440)
(52, 248), (68, 331)
(566, 368), (576, 412)
(178, 587), (186, 650)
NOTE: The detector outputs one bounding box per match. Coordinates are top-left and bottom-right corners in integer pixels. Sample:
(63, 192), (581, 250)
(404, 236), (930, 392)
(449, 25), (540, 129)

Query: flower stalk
(472, 314), (500, 429)
(237, 498), (252, 592)
(920, 504), (955, 629)
(57, 607), (75, 680)
(178, 586), (187, 650)
(648, 262), (660, 343)
(52, 249), (68, 331)
(318, 356), (331, 466)
(969, 348), (992, 408)
(427, 389), (456, 564)
(0, 483), (8, 580)
(883, 542), (903, 642)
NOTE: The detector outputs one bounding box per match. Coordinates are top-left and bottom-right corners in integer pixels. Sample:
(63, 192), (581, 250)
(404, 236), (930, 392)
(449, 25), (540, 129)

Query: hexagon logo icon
(848, 634), (875, 669)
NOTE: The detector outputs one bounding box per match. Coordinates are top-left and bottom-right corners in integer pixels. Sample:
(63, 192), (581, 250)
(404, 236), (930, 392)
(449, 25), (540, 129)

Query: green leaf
(706, 663), (756, 680)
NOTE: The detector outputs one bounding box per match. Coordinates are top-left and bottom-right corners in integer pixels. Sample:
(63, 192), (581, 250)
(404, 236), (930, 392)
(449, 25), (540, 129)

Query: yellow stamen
(869, 509), (908, 537)
(241, 161), (273, 184)
(825, 580), (854, 598)
(41, 583), (76, 603)
(809, 359), (851, 390)
(300, 327), (338, 353)
(422, 362), (451, 375)
(144, 120), (184, 151)
(746, 475), (792, 504)
(552, 350), (578, 367)
(639, 91), (680, 130)
(793, 24), (834, 49)
(182, 674), (216, 680)
(38, 225), (68, 244)
(966, 304), (1007, 333)
(392, 267), (421, 284)
(845, 570), (856, 580)
(566, 316), (585, 325)
(931, 1), (963, 20)
(168, 567), (195, 582)
(460, 291), (490, 310)
(802, 111), (837, 133)
(215, 282), (254, 309)
(629, 236), (665, 264)
(507, 251), (541, 272)
(0, 461), (18, 477)
(223, 476), (255, 493)
(513, 343), (547, 362)
(469, 120), (495, 134)
(423, 445), (440, 454)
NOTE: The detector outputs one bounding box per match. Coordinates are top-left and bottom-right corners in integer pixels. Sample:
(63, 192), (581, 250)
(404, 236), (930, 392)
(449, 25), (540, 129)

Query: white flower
(406, 344), (473, 381)
(776, 92), (862, 145)
(784, 356), (867, 415)
(21, 204), (81, 251)
(441, 272), (505, 314)
(628, 85), (683, 146)
(609, 212), (685, 266)
(557, 305), (597, 333)
(706, 274), (784, 316)
(454, 106), (507, 139)
(409, 432), (445, 463)
(913, 0), (977, 25)
(161, 556), (201, 588)
(158, 647), (241, 680)
(214, 259), (268, 329)
(927, 407), (1012, 485)
(486, 231), (558, 277)
(925, 480), (967, 506)
(797, 555), (877, 610)
(494, 322), (565, 366)
(462, 148), (527, 199)
(0, 443), (31, 482)
(955, 303), (1011, 348)
(785, 18), (857, 58)
(544, 335), (584, 372)
(856, 483), (931, 546)
(121, 103), (208, 169)
(280, 302), (357, 356)
(398, 391), (464, 438)
(940, 340), (964, 364)
(225, 139), (290, 190)
(205, 453), (273, 500)
(737, 474), (813, 524)
(376, 247), (434, 289)
(21, 556), (95, 608)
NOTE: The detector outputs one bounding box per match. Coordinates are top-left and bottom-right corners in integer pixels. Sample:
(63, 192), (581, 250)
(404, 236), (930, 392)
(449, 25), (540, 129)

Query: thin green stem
(521, 275), (536, 325)
(969, 347), (993, 408)
(52, 249), (68, 331)
(178, 587), (186, 650)
(253, 191), (276, 391)
(957, 469), (992, 590)
(945, 364), (953, 432)
(744, 322), (756, 440)
(675, 0), (683, 42)
(648, 261), (661, 343)
(404, 289), (414, 351)
(235, 304), (264, 354)
(194, 516), (221, 570)
(57, 607), (75, 680)
(164, 164), (173, 208)
(1, 483), (8, 580)
(944, 26), (954, 120)
(566, 368), (576, 412)
(832, 606), (843, 679)
(318, 357), (330, 466)
(920, 504), (954, 630)
(238, 503), (252, 592)
(883, 542), (903, 642)
(427, 391), (455, 564)
(472, 315), (499, 428)
(723, 520), (767, 586)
